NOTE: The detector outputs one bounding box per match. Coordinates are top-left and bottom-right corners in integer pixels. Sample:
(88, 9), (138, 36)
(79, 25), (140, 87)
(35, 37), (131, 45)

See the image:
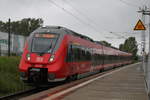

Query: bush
(0, 56), (31, 96)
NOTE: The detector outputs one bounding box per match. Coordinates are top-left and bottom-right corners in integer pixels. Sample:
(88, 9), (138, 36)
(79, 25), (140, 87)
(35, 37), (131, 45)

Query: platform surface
(62, 63), (148, 100)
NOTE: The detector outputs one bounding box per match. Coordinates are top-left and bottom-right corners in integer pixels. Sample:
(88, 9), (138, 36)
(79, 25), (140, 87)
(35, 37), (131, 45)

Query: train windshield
(31, 33), (58, 53)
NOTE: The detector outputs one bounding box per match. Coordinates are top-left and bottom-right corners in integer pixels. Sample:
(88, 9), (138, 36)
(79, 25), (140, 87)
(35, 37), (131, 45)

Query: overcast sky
(0, 0), (150, 54)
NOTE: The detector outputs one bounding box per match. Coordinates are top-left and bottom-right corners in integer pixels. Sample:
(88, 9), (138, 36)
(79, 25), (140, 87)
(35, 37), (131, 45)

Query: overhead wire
(61, 0), (110, 38)
(142, 0), (149, 6)
(61, 0), (131, 40)
(63, 0), (143, 40)
(62, 0), (101, 31)
(119, 0), (149, 8)
(47, 0), (102, 35)
(47, 0), (87, 26)
(109, 32), (128, 39)
(47, 0), (138, 40)
(136, 0), (149, 8)
(119, 0), (140, 8)
(140, 0), (147, 4)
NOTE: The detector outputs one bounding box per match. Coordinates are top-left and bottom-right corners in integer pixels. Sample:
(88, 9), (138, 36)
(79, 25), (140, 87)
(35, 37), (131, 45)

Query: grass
(0, 56), (31, 96)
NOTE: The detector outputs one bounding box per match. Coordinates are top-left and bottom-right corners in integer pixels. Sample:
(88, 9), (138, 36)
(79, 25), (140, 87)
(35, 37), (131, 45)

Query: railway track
(0, 82), (64, 100)
(0, 88), (38, 100)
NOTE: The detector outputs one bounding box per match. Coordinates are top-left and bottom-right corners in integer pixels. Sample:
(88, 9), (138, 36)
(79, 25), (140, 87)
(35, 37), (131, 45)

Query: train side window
(81, 48), (84, 61)
(76, 48), (81, 62)
(74, 47), (79, 62)
(87, 51), (91, 61)
(78, 48), (81, 61)
(66, 45), (73, 62)
(72, 45), (80, 62)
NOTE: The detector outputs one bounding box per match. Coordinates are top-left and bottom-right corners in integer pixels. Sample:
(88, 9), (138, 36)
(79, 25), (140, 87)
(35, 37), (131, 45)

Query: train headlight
(49, 55), (55, 62)
(26, 53), (31, 61)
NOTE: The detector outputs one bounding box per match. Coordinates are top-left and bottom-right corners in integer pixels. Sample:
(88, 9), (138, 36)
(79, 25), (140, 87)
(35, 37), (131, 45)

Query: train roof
(33, 26), (132, 56)
(33, 26), (94, 42)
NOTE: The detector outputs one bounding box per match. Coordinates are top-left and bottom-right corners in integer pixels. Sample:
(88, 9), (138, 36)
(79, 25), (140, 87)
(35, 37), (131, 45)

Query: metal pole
(142, 12), (146, 72)
(0, 43), (1, 56)
(148, 9), (150, 60)
(8, 18), (11, 56)
(148, 12), (150, 97)
(138, 7), (146, 72)
(148, 13), (150, 58)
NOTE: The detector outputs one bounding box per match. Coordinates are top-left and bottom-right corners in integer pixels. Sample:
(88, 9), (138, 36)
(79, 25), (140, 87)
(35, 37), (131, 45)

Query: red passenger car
(19, 26), (132, 85)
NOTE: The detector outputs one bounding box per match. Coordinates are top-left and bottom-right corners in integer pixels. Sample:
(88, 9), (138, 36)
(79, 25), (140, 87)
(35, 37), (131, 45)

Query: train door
(66, 44), (73, 62)
(66, 44), (76, 75)
(90, 49), (95, 72)
(101, 46), (105, 70)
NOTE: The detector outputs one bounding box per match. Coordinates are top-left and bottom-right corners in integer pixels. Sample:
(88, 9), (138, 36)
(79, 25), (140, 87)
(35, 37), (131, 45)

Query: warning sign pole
(135, 7), (146, 73)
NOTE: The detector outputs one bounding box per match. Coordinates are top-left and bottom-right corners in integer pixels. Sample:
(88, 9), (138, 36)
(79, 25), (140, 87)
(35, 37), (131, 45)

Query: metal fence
(0, 32), (27, 56)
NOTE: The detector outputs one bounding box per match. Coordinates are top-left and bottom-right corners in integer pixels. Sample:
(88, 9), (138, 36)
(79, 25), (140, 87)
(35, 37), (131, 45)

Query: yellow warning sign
(134, 19), (146, 30)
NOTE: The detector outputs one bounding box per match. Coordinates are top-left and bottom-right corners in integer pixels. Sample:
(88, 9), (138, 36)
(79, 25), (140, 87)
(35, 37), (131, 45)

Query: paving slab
(63, 63), (149, 100)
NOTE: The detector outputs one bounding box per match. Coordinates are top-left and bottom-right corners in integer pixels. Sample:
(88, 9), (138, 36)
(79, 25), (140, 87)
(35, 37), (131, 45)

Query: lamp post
(8, 18), (11, 56)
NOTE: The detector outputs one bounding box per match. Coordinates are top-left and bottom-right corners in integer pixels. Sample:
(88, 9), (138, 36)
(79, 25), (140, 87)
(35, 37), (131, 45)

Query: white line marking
(43, 63), (140, 100)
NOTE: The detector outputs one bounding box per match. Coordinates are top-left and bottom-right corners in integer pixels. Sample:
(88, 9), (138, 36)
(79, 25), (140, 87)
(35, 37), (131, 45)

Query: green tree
(119, 37), (138, 60)
(0, 21), (5, 32)
(0, 18), (43, 36)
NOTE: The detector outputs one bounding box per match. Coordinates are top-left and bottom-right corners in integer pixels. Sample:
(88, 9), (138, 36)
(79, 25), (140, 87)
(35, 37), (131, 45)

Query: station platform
(61, 63), (148, 100)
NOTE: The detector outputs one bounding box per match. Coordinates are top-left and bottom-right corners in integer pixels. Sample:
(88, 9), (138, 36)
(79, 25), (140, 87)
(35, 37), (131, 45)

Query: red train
(19, 26), (132, 85)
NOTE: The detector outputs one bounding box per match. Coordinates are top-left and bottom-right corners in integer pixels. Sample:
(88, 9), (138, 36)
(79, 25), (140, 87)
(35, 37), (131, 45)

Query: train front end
(19, 27), (68, 85)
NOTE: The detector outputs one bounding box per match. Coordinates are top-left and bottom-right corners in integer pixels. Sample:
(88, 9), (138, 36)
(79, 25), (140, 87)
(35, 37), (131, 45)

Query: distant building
(0, 31), (27, 56)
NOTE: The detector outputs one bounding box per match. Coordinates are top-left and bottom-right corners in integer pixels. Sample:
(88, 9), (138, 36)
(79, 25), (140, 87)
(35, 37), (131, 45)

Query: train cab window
(31, 33), (58, 53)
